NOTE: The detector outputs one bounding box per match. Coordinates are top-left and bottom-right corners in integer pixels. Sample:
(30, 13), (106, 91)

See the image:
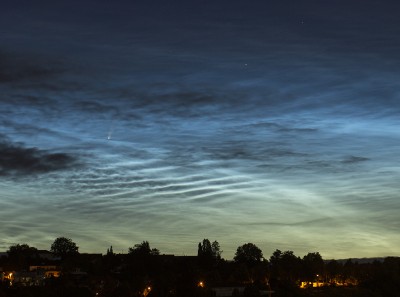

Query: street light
(143, 286), (152, 297)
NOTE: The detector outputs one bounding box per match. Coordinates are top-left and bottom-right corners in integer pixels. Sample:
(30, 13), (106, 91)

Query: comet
(107, 122), (114, 140)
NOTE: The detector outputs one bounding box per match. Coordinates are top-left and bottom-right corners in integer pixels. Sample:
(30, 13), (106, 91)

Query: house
(29, 265), (61, 278)
(12, 270), (45, 286)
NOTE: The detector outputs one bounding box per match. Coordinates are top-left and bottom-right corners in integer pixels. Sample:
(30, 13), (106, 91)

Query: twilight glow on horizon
(1, 0), (400, 259)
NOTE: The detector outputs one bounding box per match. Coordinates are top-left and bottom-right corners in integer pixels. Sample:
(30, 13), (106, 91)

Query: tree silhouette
(50, 237), (79, 258)
(7, 244), (38, 258)
(128, 241), (159, 256)
(198, 239), (212, 258)
(211, 240), (222, 260)
(302, 252), (324, 281)
(197, 239), (222, 260)
(106, 245), (114, 256)
(270, 249), (301, 283)
(234, 243), (263, 265)
(7, 244), (39, 270)
(326, 259), (341, 284)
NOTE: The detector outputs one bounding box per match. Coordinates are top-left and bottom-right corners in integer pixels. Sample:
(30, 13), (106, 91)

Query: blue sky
(1, 0), (400, 259)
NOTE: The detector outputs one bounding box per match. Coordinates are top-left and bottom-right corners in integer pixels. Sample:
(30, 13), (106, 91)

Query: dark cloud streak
(0, 50), (65, 84)
(0, 135), (80, 177)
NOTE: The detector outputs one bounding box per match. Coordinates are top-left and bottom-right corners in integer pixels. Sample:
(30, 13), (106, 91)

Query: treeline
(0, 238), (399, 297)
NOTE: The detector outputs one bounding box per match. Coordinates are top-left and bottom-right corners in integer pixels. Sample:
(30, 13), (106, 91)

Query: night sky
(1, 0), (400, 259)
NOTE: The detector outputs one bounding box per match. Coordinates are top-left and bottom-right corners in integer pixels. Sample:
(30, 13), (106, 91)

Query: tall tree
(197, 239), (212, 258)
(234, 243), (263, 265)
(211, 240), (222, 260)
(269, 249), (301, 282)
(269, 249), (282, 269)
(106, 245), (114, 256)
(197, 239), (222, 261)
(302, 252), (324, 281)
(128, 241), (159, 256)
(326, 259), (341, 284)
(50, 237), (79, 258)
(7, 244), (38, 258)
(7, 244), (39, 270)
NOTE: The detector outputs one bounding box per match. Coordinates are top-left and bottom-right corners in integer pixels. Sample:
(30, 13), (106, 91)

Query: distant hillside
(325, 257), (389, 264)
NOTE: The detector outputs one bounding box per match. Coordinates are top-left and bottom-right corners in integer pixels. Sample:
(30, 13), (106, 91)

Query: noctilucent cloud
(1, 0), (400, 259)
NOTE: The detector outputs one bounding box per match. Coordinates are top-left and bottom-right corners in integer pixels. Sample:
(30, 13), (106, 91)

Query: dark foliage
(1, 240), (400, 297)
